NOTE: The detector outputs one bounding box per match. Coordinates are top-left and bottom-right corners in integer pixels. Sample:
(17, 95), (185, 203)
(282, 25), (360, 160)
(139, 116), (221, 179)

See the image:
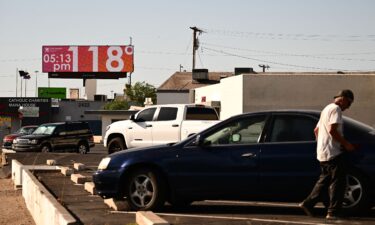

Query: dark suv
(12, 122), (95, 154)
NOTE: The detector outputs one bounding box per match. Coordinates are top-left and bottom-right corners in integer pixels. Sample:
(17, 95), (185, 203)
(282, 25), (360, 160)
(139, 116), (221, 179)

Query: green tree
(103, 99), (129, 110)
(125, 81), (157, 106)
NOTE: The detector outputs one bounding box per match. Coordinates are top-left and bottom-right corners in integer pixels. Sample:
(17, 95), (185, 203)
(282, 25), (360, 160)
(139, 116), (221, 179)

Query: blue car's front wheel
(125, 168), (166, 211)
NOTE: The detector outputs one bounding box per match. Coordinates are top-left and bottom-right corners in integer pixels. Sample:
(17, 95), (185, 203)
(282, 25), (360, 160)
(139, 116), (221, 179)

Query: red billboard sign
(42, 45), (134, 73)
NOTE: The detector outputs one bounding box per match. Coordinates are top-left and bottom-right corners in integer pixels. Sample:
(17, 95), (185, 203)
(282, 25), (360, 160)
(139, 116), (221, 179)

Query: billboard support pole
(20, 75), (23, 97)
(35, 71), (38, 97)
(16, 68), (18, 97)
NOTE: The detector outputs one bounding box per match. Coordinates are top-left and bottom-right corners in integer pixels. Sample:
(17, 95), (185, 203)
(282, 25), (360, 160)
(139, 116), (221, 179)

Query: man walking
(299, 89), (356, 219)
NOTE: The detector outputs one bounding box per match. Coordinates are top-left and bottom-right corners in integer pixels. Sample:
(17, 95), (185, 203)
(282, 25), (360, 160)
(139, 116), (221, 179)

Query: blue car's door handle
(241, 152), (257, 158)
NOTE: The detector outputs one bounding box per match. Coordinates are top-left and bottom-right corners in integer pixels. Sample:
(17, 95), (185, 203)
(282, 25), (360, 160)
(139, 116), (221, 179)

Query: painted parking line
(204, 200), (324, 208)
(156, 213), (334, 225)
(111, 211), (333, 225)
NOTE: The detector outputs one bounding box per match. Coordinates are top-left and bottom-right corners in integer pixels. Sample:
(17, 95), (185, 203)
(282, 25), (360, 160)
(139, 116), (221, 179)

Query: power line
(202, 46), (361, 71)
(201, 43), (375, 62)
(203, 28), (375, 42)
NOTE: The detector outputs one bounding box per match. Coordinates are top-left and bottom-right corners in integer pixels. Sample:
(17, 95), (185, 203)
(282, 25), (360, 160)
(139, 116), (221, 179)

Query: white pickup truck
(104, 104), (220, 153)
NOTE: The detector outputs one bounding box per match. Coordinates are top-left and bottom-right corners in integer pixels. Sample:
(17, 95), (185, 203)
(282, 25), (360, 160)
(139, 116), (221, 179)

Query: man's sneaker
(298, 202), (314, 217)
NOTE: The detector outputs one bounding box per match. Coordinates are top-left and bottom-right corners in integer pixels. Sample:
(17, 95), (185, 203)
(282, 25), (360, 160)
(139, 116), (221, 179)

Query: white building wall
(194, 74), (375, 127)
(195, 75), (244, 120)
(242, 74), (375, 127)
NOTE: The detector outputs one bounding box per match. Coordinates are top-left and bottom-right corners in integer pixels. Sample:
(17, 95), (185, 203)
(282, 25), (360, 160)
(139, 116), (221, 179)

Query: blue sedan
(93, 110), (375, 212)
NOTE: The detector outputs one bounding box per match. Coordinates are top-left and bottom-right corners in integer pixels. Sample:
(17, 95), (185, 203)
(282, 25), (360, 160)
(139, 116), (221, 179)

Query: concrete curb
(71, 173), (90, 184)
(61, 166), (73, 176)
(22, 167), (77, 225)
(73, 163), (85, 171)
(104, 198), (130, 211)
(136, 211), (169, 225)
(84, 182), (96, 195)
(10, 159), (170, 225)
(12, 160), (60, 189)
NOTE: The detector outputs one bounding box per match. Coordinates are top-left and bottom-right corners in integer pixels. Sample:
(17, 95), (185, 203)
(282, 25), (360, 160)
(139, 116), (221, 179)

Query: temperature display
(42, 45), (134, 73)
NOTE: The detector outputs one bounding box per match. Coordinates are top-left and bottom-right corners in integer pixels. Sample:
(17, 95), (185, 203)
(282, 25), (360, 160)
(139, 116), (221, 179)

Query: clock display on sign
(42, 45), (134, 73)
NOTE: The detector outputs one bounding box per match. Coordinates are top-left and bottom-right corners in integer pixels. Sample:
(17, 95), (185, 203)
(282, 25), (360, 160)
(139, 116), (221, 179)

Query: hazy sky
(1, 0), (374, 98)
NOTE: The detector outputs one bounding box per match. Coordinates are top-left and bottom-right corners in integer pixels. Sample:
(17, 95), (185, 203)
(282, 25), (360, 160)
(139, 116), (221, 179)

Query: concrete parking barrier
(104, 198), (130, 211)
(73, 163), (85, 171)
(46, 159), (56, 166)
(1, 152), (8, 166)
(71, 174), (89, 184)
(84, 182), (96, 195)
(136, 211), (169, 225)
(61, 167), (73, 176)
(12, 159), (59, 189)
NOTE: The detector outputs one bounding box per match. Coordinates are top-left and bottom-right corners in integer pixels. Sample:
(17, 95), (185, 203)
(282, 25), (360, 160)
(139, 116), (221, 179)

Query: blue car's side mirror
(195, 135), (203, 146)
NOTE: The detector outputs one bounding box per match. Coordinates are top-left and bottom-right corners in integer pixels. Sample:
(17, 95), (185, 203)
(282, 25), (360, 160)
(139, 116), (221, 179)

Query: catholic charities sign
(0, 98), (51, 118)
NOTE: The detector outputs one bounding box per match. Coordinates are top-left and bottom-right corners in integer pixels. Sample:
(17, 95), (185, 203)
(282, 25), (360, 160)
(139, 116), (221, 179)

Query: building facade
(194, 72), (375, 127)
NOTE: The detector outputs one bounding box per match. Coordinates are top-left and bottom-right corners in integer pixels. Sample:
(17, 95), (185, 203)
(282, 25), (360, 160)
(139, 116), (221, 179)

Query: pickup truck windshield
(186, 107), (219, 120)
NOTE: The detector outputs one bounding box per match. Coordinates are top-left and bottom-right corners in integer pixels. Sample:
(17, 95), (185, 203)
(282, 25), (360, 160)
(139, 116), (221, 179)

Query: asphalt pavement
(2, 145), (375, 225)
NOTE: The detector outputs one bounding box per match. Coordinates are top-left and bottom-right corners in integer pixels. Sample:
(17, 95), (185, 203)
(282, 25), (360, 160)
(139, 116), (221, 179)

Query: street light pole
(35, 70), (39, 97)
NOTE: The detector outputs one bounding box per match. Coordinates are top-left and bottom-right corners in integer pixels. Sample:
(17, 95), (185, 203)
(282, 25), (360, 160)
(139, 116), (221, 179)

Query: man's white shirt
(316, 103), (343, 162)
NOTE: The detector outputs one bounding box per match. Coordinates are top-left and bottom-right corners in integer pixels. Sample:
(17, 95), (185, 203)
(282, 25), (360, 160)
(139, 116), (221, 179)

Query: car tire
(124, 168), (166, 211)
(342, 170), (371, 214)
(108, 137), (126, 154)
(77, 142), (89, 154)
(41, 144), (51, 153)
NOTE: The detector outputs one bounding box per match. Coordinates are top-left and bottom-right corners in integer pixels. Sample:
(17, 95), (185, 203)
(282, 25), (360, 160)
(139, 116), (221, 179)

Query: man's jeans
(303, 154), (347, 214)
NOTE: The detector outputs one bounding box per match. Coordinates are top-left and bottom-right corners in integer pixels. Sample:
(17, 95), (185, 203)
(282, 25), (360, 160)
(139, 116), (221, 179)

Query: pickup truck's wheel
(108, 137), (126, 154)
(124, 168), (166, 211)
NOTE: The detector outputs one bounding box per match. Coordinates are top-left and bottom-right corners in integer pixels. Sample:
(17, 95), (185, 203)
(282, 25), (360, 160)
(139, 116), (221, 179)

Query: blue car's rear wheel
(342, 170), (370, 214)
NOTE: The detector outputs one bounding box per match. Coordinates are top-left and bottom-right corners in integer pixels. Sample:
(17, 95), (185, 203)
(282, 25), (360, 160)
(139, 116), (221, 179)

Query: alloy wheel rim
(129, 174), (155, 208)
(79, 145), (87, 154)
(343, 175), (362, 208)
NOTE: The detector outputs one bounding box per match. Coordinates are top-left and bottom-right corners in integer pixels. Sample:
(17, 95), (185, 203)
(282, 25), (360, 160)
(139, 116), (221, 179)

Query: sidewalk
(0, 178), (35, 225)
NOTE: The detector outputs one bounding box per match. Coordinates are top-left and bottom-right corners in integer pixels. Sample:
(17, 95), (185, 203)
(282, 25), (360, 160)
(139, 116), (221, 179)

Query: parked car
(12, 121), (94, 154)
(93, 110), (375, 213)
(104, 104), (220, 154)
(2, 125), (38, 150)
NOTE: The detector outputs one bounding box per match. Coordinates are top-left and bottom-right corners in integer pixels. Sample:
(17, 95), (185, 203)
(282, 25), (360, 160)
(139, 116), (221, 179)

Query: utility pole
(259, 64), (270, 73)
(190, 26), (203, 71)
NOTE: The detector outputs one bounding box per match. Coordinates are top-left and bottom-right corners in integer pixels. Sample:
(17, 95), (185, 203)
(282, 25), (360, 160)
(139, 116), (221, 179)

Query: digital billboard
(42, 45), (134, 79)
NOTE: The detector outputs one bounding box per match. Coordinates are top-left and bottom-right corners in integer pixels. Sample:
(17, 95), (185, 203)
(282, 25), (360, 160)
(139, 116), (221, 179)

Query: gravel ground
(0, 178), (35, 225)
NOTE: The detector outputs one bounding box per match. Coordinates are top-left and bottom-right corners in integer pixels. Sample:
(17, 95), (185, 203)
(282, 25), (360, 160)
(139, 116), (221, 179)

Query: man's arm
(314, 126), (319, 139)
(329, 123), (355, 151)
